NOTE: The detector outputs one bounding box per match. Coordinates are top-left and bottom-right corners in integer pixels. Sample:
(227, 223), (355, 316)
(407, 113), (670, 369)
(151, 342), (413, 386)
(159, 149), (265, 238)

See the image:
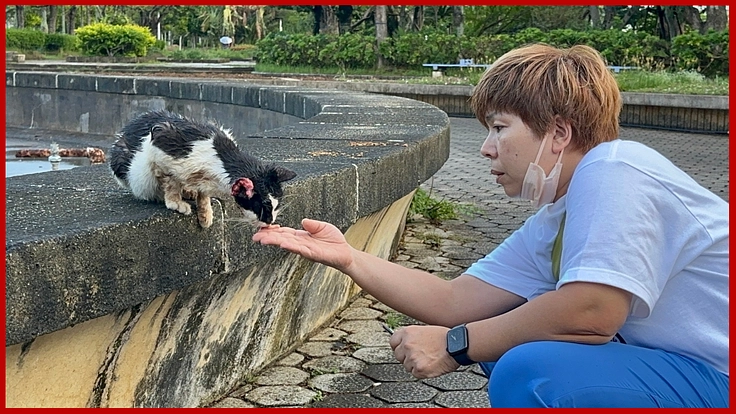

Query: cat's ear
(231, 177), (254, 198)
(275, 167), (297, 183)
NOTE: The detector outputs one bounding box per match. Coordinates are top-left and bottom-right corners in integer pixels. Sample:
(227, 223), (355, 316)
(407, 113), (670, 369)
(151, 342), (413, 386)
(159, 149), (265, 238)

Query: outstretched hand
(252, 218), (355, 273)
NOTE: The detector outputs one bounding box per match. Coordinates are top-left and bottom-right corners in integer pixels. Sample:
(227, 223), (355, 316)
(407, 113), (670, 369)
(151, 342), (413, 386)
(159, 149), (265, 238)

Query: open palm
(252, 218), (354, 272)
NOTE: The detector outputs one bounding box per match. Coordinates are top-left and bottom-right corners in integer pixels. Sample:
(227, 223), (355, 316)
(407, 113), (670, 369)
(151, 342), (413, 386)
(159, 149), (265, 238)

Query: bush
(671, 29), (728, 78)
(253, 28), (728, 78)
(6, 28), (46, 51)
(75, 22), (156, 57)
(44, 33), (79, 53)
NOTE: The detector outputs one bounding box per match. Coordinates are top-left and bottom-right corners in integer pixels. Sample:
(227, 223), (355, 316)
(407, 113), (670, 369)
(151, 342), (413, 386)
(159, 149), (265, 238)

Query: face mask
(520, 135), (564, 208)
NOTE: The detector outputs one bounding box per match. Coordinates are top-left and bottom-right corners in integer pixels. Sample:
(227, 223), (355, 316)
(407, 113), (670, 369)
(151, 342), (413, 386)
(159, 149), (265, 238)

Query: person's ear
(551, 116), (573, 154)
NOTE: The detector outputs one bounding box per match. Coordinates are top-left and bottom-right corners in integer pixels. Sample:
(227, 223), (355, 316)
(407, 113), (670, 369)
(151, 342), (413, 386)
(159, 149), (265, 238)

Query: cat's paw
(198, 210), (213, 228)
(165, 199), (192, 215)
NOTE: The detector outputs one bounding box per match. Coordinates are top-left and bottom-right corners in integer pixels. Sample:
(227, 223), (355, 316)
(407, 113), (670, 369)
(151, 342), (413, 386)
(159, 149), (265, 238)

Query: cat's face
(230, 166), (297, 227)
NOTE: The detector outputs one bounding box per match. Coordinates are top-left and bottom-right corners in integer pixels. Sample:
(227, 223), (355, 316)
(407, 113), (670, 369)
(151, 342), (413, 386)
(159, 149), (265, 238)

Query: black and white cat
(109, 110), (297, 228)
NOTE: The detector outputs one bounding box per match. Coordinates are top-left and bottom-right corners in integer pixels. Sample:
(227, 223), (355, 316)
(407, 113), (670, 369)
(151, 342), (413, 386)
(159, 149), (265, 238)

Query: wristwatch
(446, 324), (475, 365)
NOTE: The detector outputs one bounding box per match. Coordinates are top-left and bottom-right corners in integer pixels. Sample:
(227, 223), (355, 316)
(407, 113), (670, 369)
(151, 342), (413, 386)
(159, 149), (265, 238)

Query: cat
(109, 110), (297, 228)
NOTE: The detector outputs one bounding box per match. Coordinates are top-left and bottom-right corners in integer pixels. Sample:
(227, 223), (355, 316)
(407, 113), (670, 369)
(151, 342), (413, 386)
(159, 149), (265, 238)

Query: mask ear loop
(533, 135), (549, 164)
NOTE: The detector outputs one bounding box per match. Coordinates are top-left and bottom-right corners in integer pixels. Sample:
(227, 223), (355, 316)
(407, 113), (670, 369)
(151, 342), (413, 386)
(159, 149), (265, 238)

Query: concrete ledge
(241, 77), (729, 134)
(5, 71), (449, 407)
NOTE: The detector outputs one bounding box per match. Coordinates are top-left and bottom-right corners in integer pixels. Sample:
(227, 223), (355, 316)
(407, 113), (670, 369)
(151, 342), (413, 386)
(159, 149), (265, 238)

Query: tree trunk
(15, 6), (25, 28)
(375, 5), (388, 69)
(49, 6), (58, 33)
(337, 5), (353, 35)
(399, 6), (410, 31)
(413, 6), (424, 31)
(602, 6), (617, 29)
(67, 6), (77, 34)
(452, 6), (464, 37)
(255, 6), (265, 40)
(588, 6), (601, 28)
(681, 6), (704, 33)
(40, 7), (48, 33)
(313, 6), (322, 35)
(704, 5), (728, 32)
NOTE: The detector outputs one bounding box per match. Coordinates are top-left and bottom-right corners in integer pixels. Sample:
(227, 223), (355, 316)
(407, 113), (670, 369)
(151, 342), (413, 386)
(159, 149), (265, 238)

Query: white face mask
(520, 135), (564, 208)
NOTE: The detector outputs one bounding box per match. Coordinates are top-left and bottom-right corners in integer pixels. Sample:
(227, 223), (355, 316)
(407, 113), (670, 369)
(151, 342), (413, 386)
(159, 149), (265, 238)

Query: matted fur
(110, 110), (296, 228)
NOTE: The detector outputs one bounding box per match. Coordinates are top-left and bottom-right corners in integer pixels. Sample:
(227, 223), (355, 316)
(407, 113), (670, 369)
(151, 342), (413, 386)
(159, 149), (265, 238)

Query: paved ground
(205, 118), (729, 408)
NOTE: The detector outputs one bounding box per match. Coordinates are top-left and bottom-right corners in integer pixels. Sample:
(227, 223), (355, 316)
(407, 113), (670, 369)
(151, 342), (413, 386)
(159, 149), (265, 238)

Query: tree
(336, 5), (353, 34)
(40, 6), (48, 33)
(375, 5), (388, 68)
(49, 5), (58, 33)
(452, 6), (464, 36)
(66, 5), (76, 34)
(15, 5), (25, 28)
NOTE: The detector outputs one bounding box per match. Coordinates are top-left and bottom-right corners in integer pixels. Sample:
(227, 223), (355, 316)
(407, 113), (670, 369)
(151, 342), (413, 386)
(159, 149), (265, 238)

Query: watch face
(447, 326), (467, 355)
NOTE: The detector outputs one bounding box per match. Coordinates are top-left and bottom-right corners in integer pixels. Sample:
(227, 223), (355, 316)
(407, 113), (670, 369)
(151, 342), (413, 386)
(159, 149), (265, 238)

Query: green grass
(614, 70), (728, 95)
(408, 188), (460, 224)
(255, 62), (728, 95)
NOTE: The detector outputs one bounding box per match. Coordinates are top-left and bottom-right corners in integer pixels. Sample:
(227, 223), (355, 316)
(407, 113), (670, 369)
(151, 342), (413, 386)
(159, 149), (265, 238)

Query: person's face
(480, 112), (553, 197)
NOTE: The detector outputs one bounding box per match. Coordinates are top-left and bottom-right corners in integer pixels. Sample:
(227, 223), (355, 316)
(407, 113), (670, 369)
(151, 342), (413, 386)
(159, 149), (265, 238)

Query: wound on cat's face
(231, 166), (295, 225)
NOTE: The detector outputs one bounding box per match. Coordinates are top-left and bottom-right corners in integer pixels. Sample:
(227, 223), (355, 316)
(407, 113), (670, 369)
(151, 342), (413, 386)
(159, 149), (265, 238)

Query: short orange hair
(471, 43), (622, 152)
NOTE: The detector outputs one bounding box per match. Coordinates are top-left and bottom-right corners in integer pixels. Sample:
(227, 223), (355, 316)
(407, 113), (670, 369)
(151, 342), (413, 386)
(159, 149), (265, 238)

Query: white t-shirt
(465, 139), (729, 375)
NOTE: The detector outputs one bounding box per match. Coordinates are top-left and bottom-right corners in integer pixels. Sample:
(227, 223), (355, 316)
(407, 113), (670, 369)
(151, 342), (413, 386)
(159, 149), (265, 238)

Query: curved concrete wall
(4, 71), (450, 407)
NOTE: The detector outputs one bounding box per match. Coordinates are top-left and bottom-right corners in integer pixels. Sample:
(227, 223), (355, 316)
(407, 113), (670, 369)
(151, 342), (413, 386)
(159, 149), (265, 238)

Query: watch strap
(450, 350), (475, 366)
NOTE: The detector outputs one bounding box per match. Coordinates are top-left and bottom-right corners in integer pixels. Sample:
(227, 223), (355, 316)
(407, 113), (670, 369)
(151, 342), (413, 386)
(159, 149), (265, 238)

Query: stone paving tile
(370, 382), (439, 403)
(211, 397), (255, 408)
(421, 371), (489, 391)
(308, 373), (375, 393)
(435, 390), (491, 408)
(253, 366), (309, 386)
(274, 353), (304, 367)
(351, 347), (396, 364)
(339, 307), (383, 320)
(345, 330), (392, 347)
(309, 394), (387, 408)
(302, 355), (366, 373)
(336, 319), (385, 333)
(244, 385), (317, 407)
(206, 119), (727, 408)
(309, 327), (348, 341)
(296, 341), (337, 358)
(361, 363), (417, 382)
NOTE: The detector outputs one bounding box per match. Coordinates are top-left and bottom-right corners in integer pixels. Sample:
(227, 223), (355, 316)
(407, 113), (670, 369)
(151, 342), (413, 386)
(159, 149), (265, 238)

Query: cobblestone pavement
(206, 118), (729, 408)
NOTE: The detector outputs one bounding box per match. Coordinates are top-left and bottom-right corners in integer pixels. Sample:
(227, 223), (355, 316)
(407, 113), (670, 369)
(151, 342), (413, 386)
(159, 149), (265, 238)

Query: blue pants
(479, 341), (729, 408)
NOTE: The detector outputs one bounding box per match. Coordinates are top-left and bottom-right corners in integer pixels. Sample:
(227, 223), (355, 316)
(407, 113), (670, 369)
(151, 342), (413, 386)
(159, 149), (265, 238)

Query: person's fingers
(301, 218), (326, 234)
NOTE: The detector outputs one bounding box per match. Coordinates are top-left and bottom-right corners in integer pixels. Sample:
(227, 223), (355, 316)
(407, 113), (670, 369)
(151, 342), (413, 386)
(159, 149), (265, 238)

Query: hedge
(255, 28), (728, 78)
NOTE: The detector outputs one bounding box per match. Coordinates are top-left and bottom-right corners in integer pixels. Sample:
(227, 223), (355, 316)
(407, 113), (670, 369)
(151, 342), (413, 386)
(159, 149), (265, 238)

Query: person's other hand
(389, 325), (460, 378)
(252, 218), (354, 272)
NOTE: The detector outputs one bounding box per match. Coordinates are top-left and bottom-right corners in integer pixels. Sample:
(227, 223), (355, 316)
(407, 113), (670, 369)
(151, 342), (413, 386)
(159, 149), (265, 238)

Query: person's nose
(481, 131), (498, 159)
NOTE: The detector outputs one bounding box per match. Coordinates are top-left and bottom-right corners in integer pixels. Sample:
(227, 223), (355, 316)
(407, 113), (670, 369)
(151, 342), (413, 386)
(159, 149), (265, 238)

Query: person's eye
(493, 125), (503, 133)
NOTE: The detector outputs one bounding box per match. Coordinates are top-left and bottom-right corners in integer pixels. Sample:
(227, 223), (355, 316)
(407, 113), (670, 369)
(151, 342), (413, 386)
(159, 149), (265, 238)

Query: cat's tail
(109, 136), (133, 189)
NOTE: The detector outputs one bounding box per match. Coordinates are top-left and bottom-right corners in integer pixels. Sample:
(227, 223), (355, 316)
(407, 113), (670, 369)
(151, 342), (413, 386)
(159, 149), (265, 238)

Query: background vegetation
(5, 5), (729, 89)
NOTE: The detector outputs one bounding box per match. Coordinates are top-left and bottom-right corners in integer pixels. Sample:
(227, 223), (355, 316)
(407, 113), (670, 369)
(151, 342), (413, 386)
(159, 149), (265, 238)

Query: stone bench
(6, 51), (25, 63)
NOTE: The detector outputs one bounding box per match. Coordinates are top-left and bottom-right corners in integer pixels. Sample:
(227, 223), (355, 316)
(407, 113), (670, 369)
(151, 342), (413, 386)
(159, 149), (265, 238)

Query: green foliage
(380, 31), (462, 67)
(408, 188), (459, 224)
(44, 33), (79, 53)
(615, 69), (728, 95)
(255, 33), (332, 67)
(255, 26), (723, 77)
(671, 29), (729, 78)
(6, 28), (46, 51)
(75, 23), (156, 57)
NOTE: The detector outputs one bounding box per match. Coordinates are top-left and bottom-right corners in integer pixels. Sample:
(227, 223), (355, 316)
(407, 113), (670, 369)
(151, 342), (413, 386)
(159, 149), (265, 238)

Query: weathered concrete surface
(5, 72), (449, 407)
(5, 193), (413, 408)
